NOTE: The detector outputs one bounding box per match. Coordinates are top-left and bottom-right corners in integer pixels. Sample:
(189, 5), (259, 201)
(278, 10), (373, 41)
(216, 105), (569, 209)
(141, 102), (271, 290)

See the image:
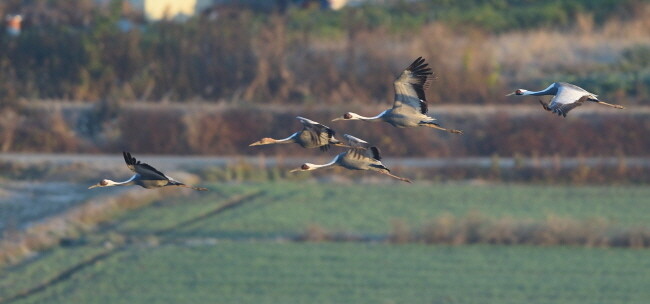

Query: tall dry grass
(492, 9), (650, 84)
(280, 6), (650, 105)
(1, 4), (649, 155)
(409, 213), (650, 248)
(3, 3), (649, 104)
(5, 103), (650, 168)
(299, 213), (650, 248)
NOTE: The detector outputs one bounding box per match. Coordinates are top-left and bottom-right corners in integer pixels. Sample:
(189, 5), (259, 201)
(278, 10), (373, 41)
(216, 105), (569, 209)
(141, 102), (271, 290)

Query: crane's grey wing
(347, 146), (382, 163)
(392, 57), (433, 115)
(297, 116), (336, 142)
(343, 134), (370, 148)
(547, 83), (590, 112)
(123, 152), (168, 180)
(366, 146), (382, 161)
(548, 95), (587, 117)
(343, 134), (381, 163)
(557, 82), (592, 95)
(297, 116), (338, 151)
(296, 116), (324, 127)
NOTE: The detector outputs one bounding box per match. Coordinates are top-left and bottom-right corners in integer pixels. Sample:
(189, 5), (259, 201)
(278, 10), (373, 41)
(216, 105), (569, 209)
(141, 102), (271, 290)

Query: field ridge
(0, 190), (264, 303)
(0, 248), (122, 304)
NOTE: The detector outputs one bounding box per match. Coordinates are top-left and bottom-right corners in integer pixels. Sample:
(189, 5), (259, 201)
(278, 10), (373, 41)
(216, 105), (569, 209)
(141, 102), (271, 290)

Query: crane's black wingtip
(326, 128), (335, 138)
(370, 146), (382, 161)
(407, 57), (427, 71)
(123, 151), (138, 166)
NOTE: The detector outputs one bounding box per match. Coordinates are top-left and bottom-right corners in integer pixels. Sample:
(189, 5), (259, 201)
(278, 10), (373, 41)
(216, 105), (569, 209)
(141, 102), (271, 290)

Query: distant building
(125, 0), (380, 20)
(327, 0), (393, 10)
(6, 14), (22, 36)
(328, 0), (349, 10)
(128, 0), (213, 20)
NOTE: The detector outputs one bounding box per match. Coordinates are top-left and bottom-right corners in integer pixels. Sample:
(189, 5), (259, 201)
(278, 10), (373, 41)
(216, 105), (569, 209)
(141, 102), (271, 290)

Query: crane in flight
(289, 134), (412, 183)
(332, 57), (462, 134)
(250, 116), (348, 151)
(507, 82), (624, 117)
(88, 152), (208, 191)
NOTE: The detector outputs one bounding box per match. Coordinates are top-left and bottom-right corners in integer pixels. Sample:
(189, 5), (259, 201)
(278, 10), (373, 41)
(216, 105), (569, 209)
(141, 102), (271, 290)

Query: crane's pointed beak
(249, 141), (262, 146)
(88, 184), (100, 189)
(331, 117), (343, 122)
(289, 168), (302, 173)
(505, 92), (515, 96)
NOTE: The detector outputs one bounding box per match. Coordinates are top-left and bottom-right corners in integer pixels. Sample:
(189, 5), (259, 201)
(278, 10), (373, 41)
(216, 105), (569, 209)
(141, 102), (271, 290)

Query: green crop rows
(2, 182), (650, 304)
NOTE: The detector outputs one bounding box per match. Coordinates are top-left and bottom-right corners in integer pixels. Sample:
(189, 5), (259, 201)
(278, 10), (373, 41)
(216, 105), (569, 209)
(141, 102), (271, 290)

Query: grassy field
(2, 182), (650, 303)
(117, 182), (650, 237)
(9, 243), (650, 304)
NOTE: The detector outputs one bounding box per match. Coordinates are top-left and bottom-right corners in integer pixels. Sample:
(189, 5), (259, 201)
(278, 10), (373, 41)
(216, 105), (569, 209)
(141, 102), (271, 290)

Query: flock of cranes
(89, 57), (625, 190)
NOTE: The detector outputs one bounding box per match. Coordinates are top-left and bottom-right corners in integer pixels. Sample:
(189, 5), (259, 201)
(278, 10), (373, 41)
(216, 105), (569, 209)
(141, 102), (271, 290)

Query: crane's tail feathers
(423, 122), (463, 134)
(378, 171), (412, 183)
(596, 101), (625, 109)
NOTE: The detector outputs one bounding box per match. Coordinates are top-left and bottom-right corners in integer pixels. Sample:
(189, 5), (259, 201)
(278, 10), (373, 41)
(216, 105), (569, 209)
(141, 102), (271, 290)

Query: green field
(2, 182), (650, 303)
(8, 243), (650, 304)
(118, 183), (650, 236)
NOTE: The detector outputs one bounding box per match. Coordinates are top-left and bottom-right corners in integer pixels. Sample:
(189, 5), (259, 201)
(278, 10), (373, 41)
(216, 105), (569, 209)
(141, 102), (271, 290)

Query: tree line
(0, 0), (647, 106)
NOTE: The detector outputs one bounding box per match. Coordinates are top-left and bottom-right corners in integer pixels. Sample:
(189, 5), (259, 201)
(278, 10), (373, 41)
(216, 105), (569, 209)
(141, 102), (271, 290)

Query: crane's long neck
(522, 84), (557, 96)
(108, 175), (137, 187)
(272, 132), (298, 144)
(354, 110), (386, 122)
(310, 154), (341, 170)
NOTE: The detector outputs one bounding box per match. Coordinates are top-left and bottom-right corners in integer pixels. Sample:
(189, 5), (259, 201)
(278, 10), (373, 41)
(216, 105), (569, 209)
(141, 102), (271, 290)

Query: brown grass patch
(300, 213), (650, 249)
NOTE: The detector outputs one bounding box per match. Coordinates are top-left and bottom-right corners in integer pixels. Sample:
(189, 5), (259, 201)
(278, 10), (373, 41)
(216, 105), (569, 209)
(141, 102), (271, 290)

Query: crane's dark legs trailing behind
(421, 122), (463, 134)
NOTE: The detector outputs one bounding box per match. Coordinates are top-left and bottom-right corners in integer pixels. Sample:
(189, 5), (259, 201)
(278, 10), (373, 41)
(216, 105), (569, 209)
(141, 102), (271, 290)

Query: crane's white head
(289, 163), (318, 172)
(88, 179), (117, 189)
(506, 89), (529, 96)
(332, 112), (362, 121)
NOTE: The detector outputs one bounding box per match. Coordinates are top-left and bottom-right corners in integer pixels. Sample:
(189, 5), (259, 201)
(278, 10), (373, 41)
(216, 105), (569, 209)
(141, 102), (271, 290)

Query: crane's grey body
(88, 152), (207, 191)
(122, 152), (185, 189)
(292, 116), (342, 149)
(250, 116), (342, 151)
(333, 57), (462, 134)
(118, 174), (170, 189)
(338, 149), (384, 171)
(381, 108), (432, 128)
(290, 135), (411, 183)
(509, 82), (624, 117)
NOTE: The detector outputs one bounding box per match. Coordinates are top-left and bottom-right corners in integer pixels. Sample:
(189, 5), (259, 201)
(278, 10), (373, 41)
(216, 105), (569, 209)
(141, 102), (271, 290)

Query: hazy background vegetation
(1, 1), (650, 303)
(0, 0), (649, 159)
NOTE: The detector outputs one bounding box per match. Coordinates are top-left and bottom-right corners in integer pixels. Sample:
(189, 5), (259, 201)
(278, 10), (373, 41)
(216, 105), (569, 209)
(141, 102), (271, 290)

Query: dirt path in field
(0, 190), (264, 304)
